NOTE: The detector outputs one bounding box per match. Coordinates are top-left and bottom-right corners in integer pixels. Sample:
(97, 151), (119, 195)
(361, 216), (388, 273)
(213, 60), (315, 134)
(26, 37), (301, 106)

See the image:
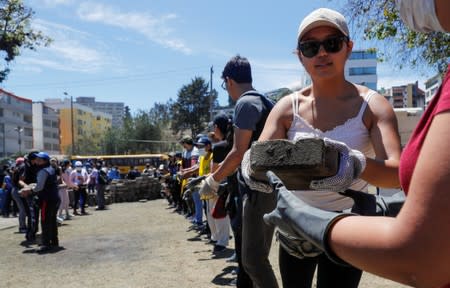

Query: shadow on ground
(211, 265), (236, 286)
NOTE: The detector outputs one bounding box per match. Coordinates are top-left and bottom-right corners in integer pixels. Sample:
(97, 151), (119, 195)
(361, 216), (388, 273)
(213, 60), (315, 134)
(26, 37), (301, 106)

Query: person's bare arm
(180, 164), (199, 179)
(329, 111), (450, 287)
(435, 0), (450, 31)
(361, 93), (402, 188)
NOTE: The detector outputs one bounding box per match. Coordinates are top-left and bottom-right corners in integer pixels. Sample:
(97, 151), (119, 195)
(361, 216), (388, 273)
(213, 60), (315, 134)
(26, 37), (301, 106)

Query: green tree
(75, 135), (98, 155)
(148, 101), (172, 126)
(336, 0), (449, 73)
(133, 110), (161, 153)
(170, 77), (216, 137)
(118, 112), (135, 154)
(0, 0), (52, 82)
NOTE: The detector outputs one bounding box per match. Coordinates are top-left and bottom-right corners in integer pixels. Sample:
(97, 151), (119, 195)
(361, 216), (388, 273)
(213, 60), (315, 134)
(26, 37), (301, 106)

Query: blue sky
(1, 0), (436, 113)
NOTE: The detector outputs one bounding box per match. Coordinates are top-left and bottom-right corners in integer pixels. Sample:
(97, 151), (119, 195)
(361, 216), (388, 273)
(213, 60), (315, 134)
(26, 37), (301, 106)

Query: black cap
(213, 113), (232, 135)
(194, 137), (211, 146)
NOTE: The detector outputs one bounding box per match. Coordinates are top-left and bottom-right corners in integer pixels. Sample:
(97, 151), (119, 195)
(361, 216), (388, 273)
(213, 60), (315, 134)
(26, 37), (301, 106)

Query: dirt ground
(0, 199), (407, 288)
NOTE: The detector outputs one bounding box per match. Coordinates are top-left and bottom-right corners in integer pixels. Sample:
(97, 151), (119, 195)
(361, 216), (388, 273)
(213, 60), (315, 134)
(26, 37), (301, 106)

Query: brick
(249, 138), (339, 190)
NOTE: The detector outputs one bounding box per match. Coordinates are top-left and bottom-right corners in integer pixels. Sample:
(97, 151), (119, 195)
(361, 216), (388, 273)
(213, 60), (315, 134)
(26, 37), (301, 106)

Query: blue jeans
(191, 190), (203, 224)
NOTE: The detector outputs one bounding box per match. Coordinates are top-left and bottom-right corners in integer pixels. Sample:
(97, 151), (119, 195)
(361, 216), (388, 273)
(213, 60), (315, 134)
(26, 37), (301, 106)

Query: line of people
(161, 1), (449, 287)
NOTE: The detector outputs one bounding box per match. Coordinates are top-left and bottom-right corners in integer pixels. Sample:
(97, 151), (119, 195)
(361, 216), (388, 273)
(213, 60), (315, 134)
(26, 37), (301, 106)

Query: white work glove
(241, 150), (273, 193)
(310, 138), (366, 192)
(198, 175), (220, 197)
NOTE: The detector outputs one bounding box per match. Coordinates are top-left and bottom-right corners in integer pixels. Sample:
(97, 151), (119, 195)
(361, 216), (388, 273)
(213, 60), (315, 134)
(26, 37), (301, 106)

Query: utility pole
(1, 123), (5, 157)
(64, 92), (75, 155)
(210, 66), (213, 122)
(14, 126), (23, 154)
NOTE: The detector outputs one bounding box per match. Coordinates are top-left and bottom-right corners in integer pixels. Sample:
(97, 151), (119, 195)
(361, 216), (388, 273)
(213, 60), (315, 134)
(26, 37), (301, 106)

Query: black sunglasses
(298, 35), (349, 58)
(221, 78), (227, 90)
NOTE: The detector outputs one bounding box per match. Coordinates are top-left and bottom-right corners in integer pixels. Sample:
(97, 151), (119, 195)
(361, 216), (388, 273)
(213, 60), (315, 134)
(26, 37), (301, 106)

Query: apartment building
(385, 82), (425, 109)
(45, 98), (112, 155)
(424, 73), (442, 106)
(75, 97), (124, 128)
(32, 102), (60, 156)
(0, 89), (33, 157)
(345, 50), (378, 91)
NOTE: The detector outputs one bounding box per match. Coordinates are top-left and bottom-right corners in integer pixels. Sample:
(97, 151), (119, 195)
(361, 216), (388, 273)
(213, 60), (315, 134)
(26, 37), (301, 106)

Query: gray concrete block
(249, 138), (339, 190)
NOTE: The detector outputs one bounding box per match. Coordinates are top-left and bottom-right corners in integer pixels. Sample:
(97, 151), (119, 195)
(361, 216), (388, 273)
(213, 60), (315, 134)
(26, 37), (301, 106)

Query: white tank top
(287, 90), (376, 211)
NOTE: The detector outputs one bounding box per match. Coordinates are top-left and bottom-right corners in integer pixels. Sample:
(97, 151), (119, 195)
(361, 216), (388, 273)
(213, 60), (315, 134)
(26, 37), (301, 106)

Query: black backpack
(242, 92), (274, 146)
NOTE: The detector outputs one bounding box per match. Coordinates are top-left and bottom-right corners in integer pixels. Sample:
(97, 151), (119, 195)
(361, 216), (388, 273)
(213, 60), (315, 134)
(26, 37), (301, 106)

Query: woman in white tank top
(256, 8), (402, 288)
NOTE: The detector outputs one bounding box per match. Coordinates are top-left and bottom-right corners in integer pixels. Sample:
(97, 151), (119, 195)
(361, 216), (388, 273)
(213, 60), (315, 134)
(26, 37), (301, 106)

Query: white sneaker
(56, 216), (64, 224)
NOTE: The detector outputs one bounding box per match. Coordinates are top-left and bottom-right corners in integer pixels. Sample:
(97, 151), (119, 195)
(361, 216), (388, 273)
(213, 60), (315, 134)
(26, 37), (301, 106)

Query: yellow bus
(70, 154), (169, 176)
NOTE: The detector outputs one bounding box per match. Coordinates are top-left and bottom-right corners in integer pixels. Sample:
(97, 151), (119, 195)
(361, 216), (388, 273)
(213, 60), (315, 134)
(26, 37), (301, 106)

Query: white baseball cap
(298, 8), (349, 41)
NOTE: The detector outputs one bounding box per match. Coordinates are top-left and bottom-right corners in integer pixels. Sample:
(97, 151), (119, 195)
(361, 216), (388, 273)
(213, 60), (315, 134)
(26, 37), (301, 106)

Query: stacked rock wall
(106, 176), (162, 204)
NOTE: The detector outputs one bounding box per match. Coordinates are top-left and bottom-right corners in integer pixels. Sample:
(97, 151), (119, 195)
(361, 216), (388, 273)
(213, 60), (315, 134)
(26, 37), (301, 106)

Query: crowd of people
(1, 1), (448, 286)
(0, 152), (127, 252)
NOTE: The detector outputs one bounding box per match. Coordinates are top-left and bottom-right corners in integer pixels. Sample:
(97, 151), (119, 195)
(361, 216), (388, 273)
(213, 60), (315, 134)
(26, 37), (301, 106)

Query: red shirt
(399, 65), (450, 288)
(399, 65), (450, 194)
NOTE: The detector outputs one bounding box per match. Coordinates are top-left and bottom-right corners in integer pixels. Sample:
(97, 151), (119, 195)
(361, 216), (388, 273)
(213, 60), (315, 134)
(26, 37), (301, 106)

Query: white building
(345, 50), (378, 91)
(424, 73), (442, 106)
(0, 89), (33, 157)
(394, 107), (423, 147)
(32, 102), (60, 156)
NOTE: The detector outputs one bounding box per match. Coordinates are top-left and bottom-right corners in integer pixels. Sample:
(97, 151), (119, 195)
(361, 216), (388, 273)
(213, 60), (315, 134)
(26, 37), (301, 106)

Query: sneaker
(226, 252), (237, 262)
(228, 278), (237, 286)
(213, 245), (226, 253)
(56, 216), (64, 224)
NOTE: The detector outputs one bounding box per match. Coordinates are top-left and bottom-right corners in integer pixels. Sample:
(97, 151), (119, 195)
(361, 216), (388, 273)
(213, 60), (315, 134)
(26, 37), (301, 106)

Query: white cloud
(22, 19), (119, 73)
(251, 59), (306, 92)
(76, 2), (191, 54)
(31, 0), (74, 7)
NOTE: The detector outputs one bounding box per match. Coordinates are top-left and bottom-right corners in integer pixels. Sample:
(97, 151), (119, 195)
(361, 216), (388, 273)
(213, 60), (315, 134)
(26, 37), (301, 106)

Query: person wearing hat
(182, 136), (212, 228)
(18, 150), (41, 242)
(261, 2), (450, 288)
(21, 152), (60, 252)
(58, 159), (72, 220)
(69, 161), (89, 215)
(178, 135), (199, 217)
(248, 7), (402, 288)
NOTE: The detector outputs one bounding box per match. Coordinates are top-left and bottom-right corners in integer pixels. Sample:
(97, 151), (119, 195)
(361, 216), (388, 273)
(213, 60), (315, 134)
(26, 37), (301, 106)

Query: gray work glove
(263, 171), (354, 265)
(340, 189), (405, 217)
(185, 176), (206, 191)
(276, 230), (323, 259)
(310, 137), (366, 192)
(241, 150), (273, 193)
